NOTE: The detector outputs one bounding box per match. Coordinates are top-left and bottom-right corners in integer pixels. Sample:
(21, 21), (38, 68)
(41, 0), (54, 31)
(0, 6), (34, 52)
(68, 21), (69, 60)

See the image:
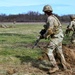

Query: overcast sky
(0, 0), (75, 15)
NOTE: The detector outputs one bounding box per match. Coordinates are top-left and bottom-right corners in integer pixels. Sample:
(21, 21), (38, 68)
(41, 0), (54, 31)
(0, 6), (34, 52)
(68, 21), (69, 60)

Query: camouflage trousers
(71, 32), (75, 44)
(46, 36), (66, 68)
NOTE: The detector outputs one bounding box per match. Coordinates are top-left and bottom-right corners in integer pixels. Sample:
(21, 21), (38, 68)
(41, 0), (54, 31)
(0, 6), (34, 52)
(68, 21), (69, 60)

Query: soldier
(39, 5), (68, 73)
(68, 15), (75, 44)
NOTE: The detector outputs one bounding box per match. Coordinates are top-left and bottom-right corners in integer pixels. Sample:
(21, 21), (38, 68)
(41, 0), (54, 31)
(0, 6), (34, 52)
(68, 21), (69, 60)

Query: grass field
(0, 22), (73, 74)
(0, 22), (72, 60)
(0, 23), (43, 62)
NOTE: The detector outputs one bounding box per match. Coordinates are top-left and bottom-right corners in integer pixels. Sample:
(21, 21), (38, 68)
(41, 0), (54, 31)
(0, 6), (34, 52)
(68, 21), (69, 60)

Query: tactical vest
(52, 15), (62, 34)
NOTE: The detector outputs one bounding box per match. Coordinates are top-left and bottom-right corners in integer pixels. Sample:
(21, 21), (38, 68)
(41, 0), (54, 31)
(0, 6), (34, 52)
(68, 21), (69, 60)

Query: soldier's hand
(43, 34), (48, 39)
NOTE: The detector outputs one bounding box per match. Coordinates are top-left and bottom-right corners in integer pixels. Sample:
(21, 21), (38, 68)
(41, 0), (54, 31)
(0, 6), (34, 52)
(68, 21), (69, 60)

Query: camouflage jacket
(45, 15), (64, 38)
(68, 19), (75, 32)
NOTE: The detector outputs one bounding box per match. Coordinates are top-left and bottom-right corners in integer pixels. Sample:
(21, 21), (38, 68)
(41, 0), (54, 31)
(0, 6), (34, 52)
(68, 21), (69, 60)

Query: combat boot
(39, 64), (50, 71)
(48, 66), (59, 74)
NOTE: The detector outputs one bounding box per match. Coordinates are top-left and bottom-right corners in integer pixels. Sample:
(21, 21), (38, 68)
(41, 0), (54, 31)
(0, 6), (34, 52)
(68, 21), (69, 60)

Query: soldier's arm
(44, 18), (54, 38)
(68, 21), (73, 29)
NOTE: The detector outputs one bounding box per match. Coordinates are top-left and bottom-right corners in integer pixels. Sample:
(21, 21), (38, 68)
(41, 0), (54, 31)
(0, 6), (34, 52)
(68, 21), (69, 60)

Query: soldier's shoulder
(48, 15), (55, 21)
(71, 20), (75, 23)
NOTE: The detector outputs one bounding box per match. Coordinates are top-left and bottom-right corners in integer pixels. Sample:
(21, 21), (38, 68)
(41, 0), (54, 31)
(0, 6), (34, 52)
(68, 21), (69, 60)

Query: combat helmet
(71, 15), (75, 19)
(43, 5), (53, 12)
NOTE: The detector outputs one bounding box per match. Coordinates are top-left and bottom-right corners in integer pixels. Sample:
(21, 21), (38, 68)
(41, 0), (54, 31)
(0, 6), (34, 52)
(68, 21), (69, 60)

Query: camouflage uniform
(68, 15), (75, 44)
(41, 5), (67, 73)
(45, 15), (67, 68)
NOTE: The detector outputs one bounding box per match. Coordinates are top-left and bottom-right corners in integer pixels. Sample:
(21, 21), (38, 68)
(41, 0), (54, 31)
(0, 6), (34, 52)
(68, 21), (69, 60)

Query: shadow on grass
(0, 33), (34, 39)
(0, 33), (24, 36)
(15, 55), (36, 63)
(15, 55), (45, 71)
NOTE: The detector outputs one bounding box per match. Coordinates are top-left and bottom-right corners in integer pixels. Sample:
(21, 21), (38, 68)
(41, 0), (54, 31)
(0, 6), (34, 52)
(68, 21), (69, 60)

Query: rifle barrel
(32, 38), (40, 49)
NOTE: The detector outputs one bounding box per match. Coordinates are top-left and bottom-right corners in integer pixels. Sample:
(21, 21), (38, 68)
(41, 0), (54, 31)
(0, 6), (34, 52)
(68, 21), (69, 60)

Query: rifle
(32, 29), (46, 49)
(65, 25), (72, 36)
(65, 29), (71, 36)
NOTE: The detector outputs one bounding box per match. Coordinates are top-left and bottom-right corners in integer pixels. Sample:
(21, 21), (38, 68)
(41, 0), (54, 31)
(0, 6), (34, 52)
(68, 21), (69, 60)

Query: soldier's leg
(47, 42), (59, 73)
(56, 43), (67, 70)
(71, 33), (75, 44)
(47, 49), (57, 67)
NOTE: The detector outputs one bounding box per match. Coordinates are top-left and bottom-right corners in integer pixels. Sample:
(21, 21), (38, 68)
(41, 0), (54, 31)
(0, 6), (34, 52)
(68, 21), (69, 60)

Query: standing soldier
(67, 15), (75, 44)
(40, 5), (68, 73)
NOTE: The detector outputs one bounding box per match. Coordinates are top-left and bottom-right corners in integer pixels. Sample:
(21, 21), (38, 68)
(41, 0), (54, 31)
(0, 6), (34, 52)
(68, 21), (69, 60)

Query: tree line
(0, 11), (71, 22)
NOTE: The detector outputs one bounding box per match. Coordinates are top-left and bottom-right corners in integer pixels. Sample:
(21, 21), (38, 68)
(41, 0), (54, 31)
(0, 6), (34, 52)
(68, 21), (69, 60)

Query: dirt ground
(0, 44), (75, 75)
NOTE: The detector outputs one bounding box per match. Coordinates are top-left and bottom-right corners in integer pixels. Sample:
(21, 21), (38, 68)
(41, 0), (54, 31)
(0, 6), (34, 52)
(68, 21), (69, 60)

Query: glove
(43, 28), (54, 39)
(43, 32), (50, 39)
(43, 33), (48, 39)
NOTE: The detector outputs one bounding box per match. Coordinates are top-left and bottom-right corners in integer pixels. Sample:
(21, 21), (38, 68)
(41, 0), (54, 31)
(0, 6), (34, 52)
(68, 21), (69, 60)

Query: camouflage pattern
(44, 15), (67, 70)
(71, 15), (75, 19)
(43, 5), (53, 12)
(68, 19), (75, 44)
